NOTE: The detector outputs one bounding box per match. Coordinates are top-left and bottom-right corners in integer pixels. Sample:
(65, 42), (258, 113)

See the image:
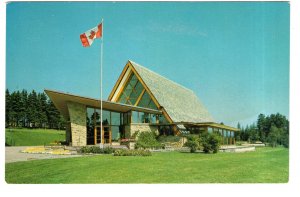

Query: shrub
(113, 149), (151, 156)
(200, 132), (221, 153)
(79, 146), (114, 154)
(184, 135), (200, 153)
(157, 135), (181, 143)
(135, 131), (163, 149)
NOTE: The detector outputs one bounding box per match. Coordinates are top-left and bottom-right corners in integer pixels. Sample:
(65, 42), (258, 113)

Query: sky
(6, 1), (290, 127)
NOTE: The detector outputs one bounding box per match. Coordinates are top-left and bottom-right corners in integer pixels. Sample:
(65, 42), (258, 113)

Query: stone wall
(130, 123), (159, 137)
(67, 102), (86, 146)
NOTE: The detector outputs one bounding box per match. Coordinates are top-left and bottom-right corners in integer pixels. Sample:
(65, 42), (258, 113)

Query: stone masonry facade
(130, 123), (159, 137)
(67, 102), (87, 146)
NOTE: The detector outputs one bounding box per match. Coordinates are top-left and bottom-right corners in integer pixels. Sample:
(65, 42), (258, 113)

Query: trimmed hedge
(79, 146), (115, 154)
(113, 149), (151, 156)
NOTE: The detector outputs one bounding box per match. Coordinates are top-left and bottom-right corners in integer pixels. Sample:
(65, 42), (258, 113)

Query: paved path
(5, 146), (85, 163)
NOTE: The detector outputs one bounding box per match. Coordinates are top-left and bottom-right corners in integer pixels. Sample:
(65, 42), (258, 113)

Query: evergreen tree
(38, 92), (48, 128)
(235, 122), (241, 141)
(20, 89), (28, 127)
(257, 113), (266, 142)
(267, 125), (280, 147)
(27, 90), (39, 127)
(5, 89), (12, 127)
(6, 89), (66, 129)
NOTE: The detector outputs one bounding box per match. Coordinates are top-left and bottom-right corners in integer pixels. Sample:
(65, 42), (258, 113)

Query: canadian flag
(80, 23), (103, 47)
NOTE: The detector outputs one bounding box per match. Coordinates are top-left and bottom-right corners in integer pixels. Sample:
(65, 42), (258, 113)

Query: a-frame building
(46, 60), (238, 147)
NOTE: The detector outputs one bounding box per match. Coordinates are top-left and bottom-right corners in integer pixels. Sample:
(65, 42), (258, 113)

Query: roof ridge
(129, 60), (194, 93)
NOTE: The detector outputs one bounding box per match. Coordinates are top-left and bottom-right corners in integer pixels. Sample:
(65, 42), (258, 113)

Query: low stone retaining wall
(219, 146), (255, 153)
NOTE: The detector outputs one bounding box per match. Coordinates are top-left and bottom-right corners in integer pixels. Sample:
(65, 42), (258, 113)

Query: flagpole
(100, 18), (104, 148)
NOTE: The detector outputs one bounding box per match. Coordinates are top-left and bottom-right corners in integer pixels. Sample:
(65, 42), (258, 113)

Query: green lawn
(5, 147), (288, 183)
(5, 128), (65, 146)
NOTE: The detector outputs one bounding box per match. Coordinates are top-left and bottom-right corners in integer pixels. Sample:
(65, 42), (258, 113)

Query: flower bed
(21, 147), (71, 155)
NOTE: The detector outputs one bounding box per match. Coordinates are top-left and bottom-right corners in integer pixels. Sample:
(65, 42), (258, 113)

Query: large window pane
(135, 82), (144, 95)
(111, 126), (120, 142)
(132, 111), (139, 123)
(140, 112), (150, 123)
(148, 100), (158, 110)
(111, 112), (121, 126)
(150, 114), (157, 123)
(117, 73), (145, 106)
(208, 127), (213, 133)
(159, 115), (168, 124)
(86, 108), (95, 145)
(95, 109), (110, 125)
(138, 91), (151, 108)
(118, 93), (127, 103)
(129, 74), (138, 87)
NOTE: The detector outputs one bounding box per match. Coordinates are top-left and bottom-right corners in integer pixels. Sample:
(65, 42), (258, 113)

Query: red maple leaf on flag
(89, 30), (96, 39)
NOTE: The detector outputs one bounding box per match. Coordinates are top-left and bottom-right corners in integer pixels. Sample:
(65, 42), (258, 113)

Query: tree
(257, 113), (266, 142)
(235, 122), (241, 141)
(5, 89), (12, 127)
(267, 125), (280, 147)
(240, 113), (289, 148)
(37, 92), (48, 128)
(6, 89), (66, 129)
(248, 124), (259, 143)
(20, 89), (28, 127)
(10, 91), (22, 127)
(46, 100), (61, 129)
(27, 90), (39, 127)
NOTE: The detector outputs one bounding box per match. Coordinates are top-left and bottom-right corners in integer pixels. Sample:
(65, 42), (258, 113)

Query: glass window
(87, 108), (95, 127)
(94, 111), (101, 126)
(219, 129), (223, 135)
(111, 126), (120, 142)
(118, 93), (127, 103)
(123, 112), (129, 125)
(159, 115), (168, 124)
(138, 91), (151, 108)
(135, 82), (144, 96)
(129, 74), (138, 87)
(95, 109), (110, 125)
(111, 112), (121, 126)
(148, 100), (158, 110)
(208, 127), (213, 133)
(150, 114), (157, 123)
(143, 113), (150, 123)
(117, 73), (145, 106)
(132, 111), (139, 123)
(86, 108), (95, 145)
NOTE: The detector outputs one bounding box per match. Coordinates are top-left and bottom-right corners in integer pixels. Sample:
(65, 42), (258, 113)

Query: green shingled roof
(129, 60), (214, 123)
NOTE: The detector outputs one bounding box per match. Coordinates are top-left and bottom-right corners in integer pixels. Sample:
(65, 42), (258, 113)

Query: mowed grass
(5, 128), (65, 146)
(5, 147), (288, 183)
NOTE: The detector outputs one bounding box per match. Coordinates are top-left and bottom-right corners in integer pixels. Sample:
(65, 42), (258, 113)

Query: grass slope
(5, 128), (65, 146)
(5, 147), (288, 183)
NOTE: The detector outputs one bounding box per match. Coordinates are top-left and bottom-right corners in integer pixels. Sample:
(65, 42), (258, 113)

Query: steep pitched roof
(129, 60), (214, 123)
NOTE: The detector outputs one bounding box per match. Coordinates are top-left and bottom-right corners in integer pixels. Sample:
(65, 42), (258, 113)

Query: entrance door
(94, 126), (111, 145)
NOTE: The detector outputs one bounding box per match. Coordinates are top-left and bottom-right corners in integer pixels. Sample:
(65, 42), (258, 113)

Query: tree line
(235, 113), (289, 148)
(5, 89), (65, 129)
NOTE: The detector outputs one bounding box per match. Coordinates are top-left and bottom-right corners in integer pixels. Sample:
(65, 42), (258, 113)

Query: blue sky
(6, 2), (289, 127)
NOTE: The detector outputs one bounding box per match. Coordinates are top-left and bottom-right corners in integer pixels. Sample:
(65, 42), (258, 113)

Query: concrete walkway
(5, 146), (85, 163)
